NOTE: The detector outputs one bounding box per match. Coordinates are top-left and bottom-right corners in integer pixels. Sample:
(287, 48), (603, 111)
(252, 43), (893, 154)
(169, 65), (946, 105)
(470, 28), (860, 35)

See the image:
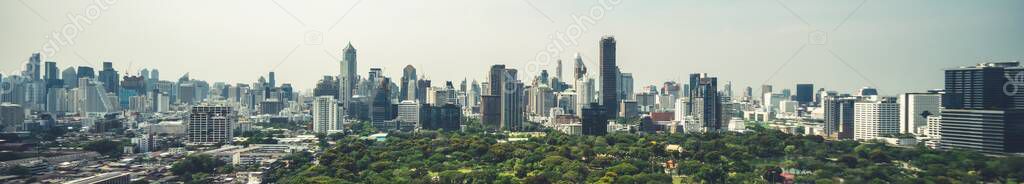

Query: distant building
(690, 73), (722, 133)
(313, 96), (343, 134)
(898, 92), (941, 135)
(796, 84), (814, 106)
(854, 97), (899, 141)
(187, 106), (236, 145)
(581, 103), (607, 136)
(824, 94), (857, 140)
(600, 36), (620, 117)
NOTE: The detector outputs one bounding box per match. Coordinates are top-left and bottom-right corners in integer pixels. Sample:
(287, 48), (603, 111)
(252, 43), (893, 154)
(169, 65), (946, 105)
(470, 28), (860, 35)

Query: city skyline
(4, 0), (1024, 94)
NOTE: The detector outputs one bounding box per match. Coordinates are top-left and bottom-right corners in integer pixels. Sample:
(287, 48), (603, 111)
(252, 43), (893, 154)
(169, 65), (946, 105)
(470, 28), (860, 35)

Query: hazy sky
(2, 0), (1023, 95)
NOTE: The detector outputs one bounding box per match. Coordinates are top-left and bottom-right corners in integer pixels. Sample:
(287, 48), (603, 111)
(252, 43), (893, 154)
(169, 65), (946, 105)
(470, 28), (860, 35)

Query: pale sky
(2, 0), (1022, 95)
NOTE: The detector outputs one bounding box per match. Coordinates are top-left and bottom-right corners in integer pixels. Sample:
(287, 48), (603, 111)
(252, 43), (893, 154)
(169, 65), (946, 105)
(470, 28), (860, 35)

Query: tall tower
(556, 59), (563, 80)
(401, 65), (417, 101)
(339, 42), (358, 109)
(600, 36), (618, 116)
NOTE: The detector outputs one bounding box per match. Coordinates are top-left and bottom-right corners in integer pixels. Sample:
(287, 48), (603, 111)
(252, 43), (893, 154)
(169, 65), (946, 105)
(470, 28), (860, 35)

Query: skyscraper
(339, 42), (358, 111)
(939, 62), (1024, 154)
(481, 65), (506, 130)
(44, 61), (61, 88)
(370, 77), (393, 130)
(77, 66), (95, 79)
(62, 67), (77, 89)
(186, 106), (236, 145)
(824, 94), (857, 139)
(268, 71), (276, 88)
(600, 36), (618, 116)
(581, 103), (607, 135)
(24, 53), (41, 81)
(618, 71), (633, 101)
(796, 84), (814, 106)
(98, 62), (120, 94)
(690, 73), (722, 133)
(401, 65), (417, 101)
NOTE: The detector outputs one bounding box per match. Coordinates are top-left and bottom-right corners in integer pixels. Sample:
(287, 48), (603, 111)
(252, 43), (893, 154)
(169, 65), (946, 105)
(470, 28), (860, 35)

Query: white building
(898, 92), (940, 135)
(853, 97), (899, 141)
(187, 106), (236, 145)
(312, 96), (343, 134)
(397, 100), (421, 128)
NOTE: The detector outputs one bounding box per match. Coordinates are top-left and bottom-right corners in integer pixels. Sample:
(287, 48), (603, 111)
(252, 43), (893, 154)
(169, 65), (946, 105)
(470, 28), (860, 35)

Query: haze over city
(3, 0), (1023, 94)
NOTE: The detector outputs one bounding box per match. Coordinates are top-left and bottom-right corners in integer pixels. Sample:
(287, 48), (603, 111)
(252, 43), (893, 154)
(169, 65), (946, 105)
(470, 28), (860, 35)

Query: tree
(761, 166), (784, 183)
(84, 139), (123, 157)
(171, 154), (226, 182)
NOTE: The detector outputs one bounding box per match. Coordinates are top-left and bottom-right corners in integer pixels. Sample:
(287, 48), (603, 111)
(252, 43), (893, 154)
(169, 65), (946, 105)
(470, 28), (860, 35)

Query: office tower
(761, 85), (773, 97)
(574, 53), (587, 80)
(600, 36), (619, 116)
(0, 103), (25, 132)
(186, 106), (236, 145)
(314, 76), (340, 100)
(370, 78), (393, 130)
(661, 81), (680, 97)
(77, 66), (95, 79)
(44, 61), (60, 88)
(401, 65), (417, 101)
(178, 82), (196, 105)
(743, 87), (753, 102)
(416, 79), (431, 104)
(824, 94), (857, 139)
(556, 59), (564, 80)
(898, 92), (941, 135)
(939, 62), (1024, 154)
(581, 103), (607, 135)
(539, 70), (550, 85)
(763, 93), (785, 112)
(618, 71), (633, 101)
(313, 96), (343, 134)
(98, 62), (120, 93)
(268, 72), (276, 88)
(45, 88), (66, 112)
(575, 78), (595, 117)
(260, 99), (284, 115)
(339, 42), (357, 109)
(853, 97), (899, 140)
(22, 53), (41, 81)
(121, 75), (145, 94)
(501, 69), (525, 131)
(528, 84), (555, 117)
(796, 84), (814, 106)
(397, 100), (421, 128)
(556, 92), (576, 115)
(281, 83), (294, 101)
(620, 100), (638, 118)
(422, 104), (462, 131)
(723, 81), (733, 100)
(690, 74), (722, 133)
(481, 65), (506, 130)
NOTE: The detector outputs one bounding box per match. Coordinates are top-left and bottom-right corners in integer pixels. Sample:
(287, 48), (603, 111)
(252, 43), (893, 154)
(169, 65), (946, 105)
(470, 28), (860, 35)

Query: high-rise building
(186, 106), (235, 145)
(268, 72), (276, 88)
(314, 76), (340, 100)
(44, 61), (61, 88)
(77, 66), (95, 79)
(339, 42), (358, 111)
(581, 103), (607, 135)
(401, 65), (417, 101)
(501, 69), (525, 131)
(98, 62), (120, 94)
(397, 100), (421, 128)
(62, 67), (77, 89)
(939, 62), (1024, 154)
(618, 71), (633, 101)
(898, 92), (941, 135)
(796, 84), (814, 106)
(370, 78), (394, 130)
(824, 94), (857, 139)
(24, 53), (41, 81)
(690, 74), (722, 133)
(854, 97), (900, 140)
(600, 36), (619, 116)
(313, 96), (343, 134)
(857, 87), (879, 97)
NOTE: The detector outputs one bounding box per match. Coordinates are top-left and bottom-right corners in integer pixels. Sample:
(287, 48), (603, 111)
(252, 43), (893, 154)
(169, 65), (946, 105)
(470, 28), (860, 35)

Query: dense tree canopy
(268, 127), (1024, 183)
